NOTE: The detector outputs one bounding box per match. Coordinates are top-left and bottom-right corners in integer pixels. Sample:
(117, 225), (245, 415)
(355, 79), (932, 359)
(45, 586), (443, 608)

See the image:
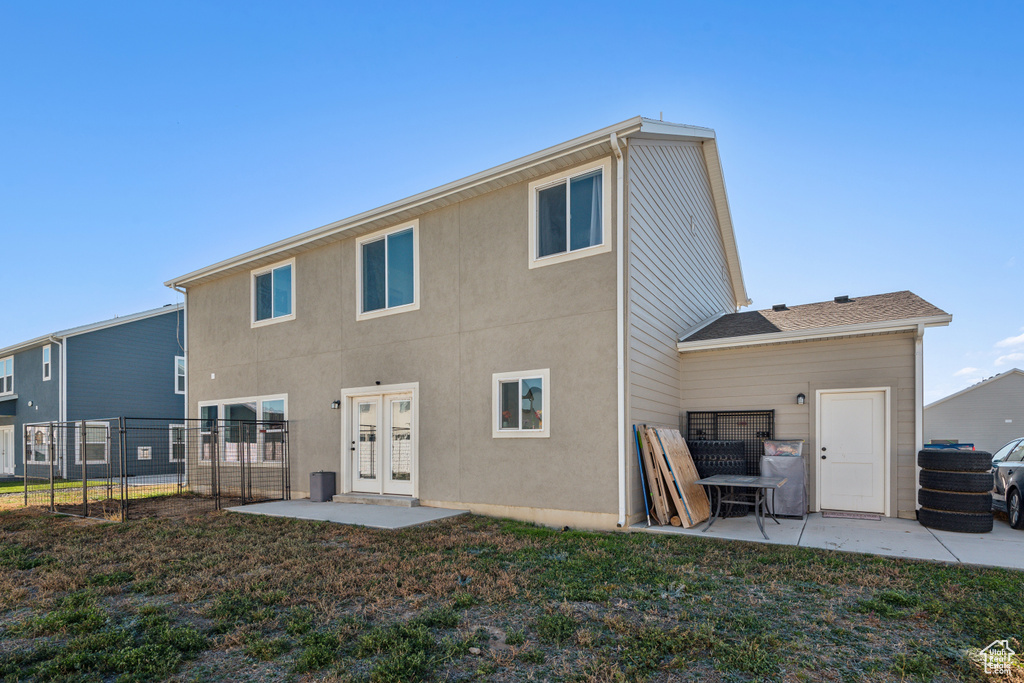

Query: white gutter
(47, 336), (64, 423)
(915, 323), (924, 511)
(611, 133), (627, 528)
(677, 314), (953, 352)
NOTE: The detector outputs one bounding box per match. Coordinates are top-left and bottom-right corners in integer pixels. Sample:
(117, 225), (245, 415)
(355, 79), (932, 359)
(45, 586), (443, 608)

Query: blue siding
(0, 343), (61, 476)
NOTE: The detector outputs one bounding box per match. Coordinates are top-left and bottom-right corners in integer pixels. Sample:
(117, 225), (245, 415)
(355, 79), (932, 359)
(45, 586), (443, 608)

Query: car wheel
(918, 449), (993, 472)
(918, 507), (994, 533)
(1009, 489), (1024, 530)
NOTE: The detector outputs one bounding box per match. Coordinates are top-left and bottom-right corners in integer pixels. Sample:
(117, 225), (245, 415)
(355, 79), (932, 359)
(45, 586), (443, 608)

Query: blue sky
(1, 1), (1021, 402)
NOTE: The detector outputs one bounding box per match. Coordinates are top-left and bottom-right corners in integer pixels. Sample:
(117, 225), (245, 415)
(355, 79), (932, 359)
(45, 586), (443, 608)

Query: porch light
(330, 400), (341, 410)
(796, 393), (806, 405)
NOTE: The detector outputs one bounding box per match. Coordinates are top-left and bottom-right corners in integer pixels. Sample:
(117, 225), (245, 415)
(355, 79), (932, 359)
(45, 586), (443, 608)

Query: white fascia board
(164, 117), (671, 288)
(676, 314), (953, 353)
(0, 304), (183, 357)
(924, 368), (1024, 410)
(637, 119), (716, 139)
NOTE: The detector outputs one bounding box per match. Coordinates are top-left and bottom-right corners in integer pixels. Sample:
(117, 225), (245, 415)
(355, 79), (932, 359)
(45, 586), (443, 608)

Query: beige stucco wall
(679, 332), (918, 519)
(186, 160), (621, 527)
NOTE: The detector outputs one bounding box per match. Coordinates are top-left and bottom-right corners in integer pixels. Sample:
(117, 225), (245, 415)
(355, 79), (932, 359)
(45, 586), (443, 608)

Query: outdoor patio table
(693, 474), (788, 540)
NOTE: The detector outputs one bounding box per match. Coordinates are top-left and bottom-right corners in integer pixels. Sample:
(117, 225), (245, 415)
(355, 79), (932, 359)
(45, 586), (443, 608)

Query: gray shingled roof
(682, 291), (949, 343)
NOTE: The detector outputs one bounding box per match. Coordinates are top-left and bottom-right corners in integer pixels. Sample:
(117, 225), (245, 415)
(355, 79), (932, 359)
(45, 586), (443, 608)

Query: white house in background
(924, 369), (1024, 453)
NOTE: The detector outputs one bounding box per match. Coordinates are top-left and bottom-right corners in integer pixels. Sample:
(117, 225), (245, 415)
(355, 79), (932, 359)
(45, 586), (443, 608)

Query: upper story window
(356, 220), (419, 320)
(251, 258), (295, 327)
(492, 368), (550, 438)
(42, 345), (51, 381)
(528, 158), (611, 269)
(175, 356), (185, 394)
(0, 356), (12, 395)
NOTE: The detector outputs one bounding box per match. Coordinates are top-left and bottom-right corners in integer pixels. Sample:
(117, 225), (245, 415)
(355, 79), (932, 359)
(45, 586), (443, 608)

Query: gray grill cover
(761, 455), (806, 517)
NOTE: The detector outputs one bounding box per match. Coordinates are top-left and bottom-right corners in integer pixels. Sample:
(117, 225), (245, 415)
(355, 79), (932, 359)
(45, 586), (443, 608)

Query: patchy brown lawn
(0, 507), (1021, 682)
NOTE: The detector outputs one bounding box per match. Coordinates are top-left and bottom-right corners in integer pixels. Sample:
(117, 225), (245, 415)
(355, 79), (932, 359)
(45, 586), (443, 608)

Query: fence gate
(22, 418), (290, 521)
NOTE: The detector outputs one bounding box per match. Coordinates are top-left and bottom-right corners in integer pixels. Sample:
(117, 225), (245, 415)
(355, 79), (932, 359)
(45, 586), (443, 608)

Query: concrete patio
(634, 512), (1024, 570)
(226, 499), (469, 529)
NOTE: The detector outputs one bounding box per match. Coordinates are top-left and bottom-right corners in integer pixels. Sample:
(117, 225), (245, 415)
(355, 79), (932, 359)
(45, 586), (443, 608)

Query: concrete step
(332, 493), (419, 507)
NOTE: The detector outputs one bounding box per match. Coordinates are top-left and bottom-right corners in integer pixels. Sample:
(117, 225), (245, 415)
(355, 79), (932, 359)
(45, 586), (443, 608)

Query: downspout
(612, 133), (627, 528)
(914, 323), (924, 512)
(47, 336), (64, 423)
(172, 285), (188, 487)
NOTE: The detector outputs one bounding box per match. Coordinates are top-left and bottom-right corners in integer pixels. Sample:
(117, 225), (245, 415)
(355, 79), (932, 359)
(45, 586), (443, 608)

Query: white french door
(0, 427), (13, 475)
(348, 391), (414, 496)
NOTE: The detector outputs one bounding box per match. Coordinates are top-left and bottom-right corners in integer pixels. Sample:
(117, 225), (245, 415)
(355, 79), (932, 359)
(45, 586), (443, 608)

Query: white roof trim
(676, 314), (952, 353)
(164, 117), (747, 296)
(0, 304), (183, 358)
(924, 368), (1024, 410)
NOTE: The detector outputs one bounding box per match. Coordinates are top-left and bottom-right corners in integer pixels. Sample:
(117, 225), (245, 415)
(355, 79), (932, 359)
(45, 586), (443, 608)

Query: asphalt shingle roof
(682, 291), (949, 343)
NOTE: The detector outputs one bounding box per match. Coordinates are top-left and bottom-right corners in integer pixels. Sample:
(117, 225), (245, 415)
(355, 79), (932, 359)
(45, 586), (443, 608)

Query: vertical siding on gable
(627, 139), (735, 430)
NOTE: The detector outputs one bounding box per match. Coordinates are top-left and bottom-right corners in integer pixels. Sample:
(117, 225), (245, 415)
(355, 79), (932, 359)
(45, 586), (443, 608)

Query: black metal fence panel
(686, 410), (775, 475)
(21, 418), (290, 521)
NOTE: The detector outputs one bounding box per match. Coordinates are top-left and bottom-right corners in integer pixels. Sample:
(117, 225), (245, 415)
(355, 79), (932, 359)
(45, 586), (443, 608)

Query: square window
(493, 369), (550, 438)
(137, 446), (152, 461)
(357, 222), (419, 319)
(529, 160), (611, 269)
(251, 259), (295, 326)
(76, 422), (110, 465)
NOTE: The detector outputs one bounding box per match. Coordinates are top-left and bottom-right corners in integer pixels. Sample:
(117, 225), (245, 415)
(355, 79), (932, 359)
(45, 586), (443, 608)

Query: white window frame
(355, 220), (420, 321)
(492, 368), (550, 439)
(137, 446), (152, 461)
(527, 158), (612, 269)
(74, 421), (110, 465)
(168, 424), (186, 463)
(250, 257), (296, 328)
(174, 356), (186, 395)
(24, 423), (52, 464)
(197, 394), (288, 466)
(0, 356), (12, 396)
(42, 345), (51, 382)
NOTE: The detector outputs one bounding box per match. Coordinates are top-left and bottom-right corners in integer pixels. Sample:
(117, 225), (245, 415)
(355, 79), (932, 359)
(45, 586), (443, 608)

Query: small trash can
(310, 471), (336, 502)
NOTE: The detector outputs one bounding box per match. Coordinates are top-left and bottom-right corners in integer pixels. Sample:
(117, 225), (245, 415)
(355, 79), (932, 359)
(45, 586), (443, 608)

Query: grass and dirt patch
(0, 507), (1021, 681)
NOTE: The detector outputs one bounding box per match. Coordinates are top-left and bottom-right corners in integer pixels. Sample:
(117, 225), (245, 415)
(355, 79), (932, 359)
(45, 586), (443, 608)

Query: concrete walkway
(634, 512), (1024, 570)
(226, 499), (469, 529)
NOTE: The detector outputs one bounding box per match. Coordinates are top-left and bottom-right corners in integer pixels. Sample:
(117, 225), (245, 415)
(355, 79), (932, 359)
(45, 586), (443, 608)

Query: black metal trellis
(686, 410), (775, 476)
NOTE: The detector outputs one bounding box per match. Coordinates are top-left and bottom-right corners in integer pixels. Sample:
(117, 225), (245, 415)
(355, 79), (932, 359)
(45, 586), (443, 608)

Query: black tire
(918, 507), (993, 533)
(1009, 489), (1024, 530)
(919, 470), (992, 493)
(918, 488), (992, 513)
(918, 449), (992, 472)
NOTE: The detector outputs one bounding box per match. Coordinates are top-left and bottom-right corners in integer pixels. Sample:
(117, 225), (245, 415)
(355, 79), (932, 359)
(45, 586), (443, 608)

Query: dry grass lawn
(0, 506), (1021, 682)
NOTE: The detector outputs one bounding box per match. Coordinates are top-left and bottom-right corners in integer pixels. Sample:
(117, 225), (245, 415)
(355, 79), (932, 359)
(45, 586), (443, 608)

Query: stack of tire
(688, 440), (747, 518)
(918, 449), (993, 533)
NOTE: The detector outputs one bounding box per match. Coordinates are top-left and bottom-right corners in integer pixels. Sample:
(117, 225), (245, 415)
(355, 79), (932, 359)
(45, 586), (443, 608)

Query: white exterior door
(0, 427), (13, 475)
(819, 390), (887, 513)
(348, 392), (414, 496)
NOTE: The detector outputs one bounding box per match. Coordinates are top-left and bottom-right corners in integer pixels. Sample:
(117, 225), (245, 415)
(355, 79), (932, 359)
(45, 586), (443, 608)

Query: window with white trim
(197, 395), (288, 464)
(26, 425), (51, 464)
(169, 424), (186, 463)
(75, 422), (110, 465)
(357, 221), (419, 319)
(251, 258), (295, 327)
(137, 446), (152, 461)
(175, 356), (185, 394)
(0, 356), (12, 395)
(492, 369), (550, 438)
(528, 159), (611, 268)
(42, 345), (51, 382)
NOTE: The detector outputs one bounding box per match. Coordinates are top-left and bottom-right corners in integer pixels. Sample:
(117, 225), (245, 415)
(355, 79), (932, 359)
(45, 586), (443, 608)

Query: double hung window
(42, 345), (51, 381)
(76, 422), (110, 465)
(251, 259), (295, 326)
(357, 221), (418, 319)
(0, 357), (12, 395)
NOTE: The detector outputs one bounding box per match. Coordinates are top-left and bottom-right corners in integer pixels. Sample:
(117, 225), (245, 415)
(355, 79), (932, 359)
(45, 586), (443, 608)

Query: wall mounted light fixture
(796, 393), (806, 405)
(330, 400), (341, 410)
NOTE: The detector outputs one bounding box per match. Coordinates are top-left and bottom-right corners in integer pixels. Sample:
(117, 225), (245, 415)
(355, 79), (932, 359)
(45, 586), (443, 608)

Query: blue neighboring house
(0, 304), (184, 479)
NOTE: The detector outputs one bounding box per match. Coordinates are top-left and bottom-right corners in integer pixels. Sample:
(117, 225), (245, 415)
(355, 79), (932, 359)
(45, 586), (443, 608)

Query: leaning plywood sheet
(646, 427), (710, 528)
(636, 425), (673, 526)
